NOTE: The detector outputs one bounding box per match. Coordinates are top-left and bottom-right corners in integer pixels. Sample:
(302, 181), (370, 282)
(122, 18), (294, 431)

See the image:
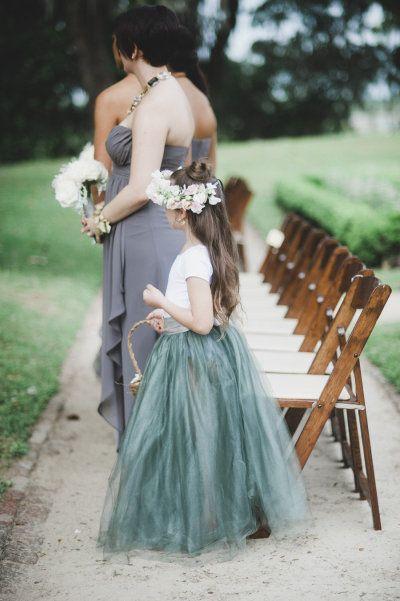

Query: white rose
(208, 194), (221, 205)
(53, 177), (80, 209)
(186, 184), (198, 195)
(190, 201), (204, 214)
(79, 143), (94, 162)
(193, 191), (207, 205)
(64, 160), (84, 183)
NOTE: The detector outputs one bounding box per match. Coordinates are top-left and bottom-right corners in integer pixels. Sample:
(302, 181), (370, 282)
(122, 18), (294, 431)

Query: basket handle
(127, 319), (152, 376)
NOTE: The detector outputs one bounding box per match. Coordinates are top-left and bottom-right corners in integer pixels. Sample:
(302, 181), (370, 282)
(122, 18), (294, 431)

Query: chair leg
(285, 408), (306, 436)
(358, 409), (382, 530)
(346, 410), (365, 498)
(331, 408), (351, 468)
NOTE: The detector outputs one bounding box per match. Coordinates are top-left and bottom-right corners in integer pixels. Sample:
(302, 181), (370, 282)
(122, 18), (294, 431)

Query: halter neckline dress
(99, 124), (188, 445)
(191, 137), (212, 161)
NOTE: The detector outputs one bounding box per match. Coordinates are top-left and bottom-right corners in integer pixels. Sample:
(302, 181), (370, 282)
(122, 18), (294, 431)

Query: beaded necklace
(127, 70), (171, 115)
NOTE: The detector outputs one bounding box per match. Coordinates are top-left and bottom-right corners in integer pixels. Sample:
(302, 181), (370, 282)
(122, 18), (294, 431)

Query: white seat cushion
(239, 272), (266, 285)
(242, 317), (296, 335)
(241, 298), (286, 310)
(246, 333), (303, 351)
(240, 292), (281, 304)
(254, 350), (314, 373)
(266, 373), (350, 401)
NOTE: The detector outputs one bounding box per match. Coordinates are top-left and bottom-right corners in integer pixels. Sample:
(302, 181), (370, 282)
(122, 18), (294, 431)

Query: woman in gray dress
(82, 6), (194, 445)
(170, 29), (217, 169)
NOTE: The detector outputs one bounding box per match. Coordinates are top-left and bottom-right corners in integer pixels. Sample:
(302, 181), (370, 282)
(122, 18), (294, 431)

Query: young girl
(98, 162), (308, 557)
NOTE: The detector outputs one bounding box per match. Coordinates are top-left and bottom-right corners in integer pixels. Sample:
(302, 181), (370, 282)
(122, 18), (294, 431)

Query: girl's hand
(143, 284), (165, 309)
(146, 309), (165, 333)
(81, 216), (96, 238)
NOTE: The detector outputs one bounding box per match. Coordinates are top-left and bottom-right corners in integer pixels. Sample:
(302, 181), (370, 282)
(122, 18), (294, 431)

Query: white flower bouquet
(52, 144), (108, 217)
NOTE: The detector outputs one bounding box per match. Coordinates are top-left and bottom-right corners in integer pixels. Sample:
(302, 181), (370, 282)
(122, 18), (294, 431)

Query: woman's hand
(81, 216), (96, 238)
(146, 309), (165, 333)
(143, 284), (165, 309)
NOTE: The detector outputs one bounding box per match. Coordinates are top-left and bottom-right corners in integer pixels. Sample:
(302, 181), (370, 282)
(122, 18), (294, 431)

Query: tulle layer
(98, 324), (308, 557)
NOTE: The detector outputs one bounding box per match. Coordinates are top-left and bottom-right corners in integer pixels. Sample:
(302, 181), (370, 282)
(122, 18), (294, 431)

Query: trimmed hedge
(275, 179), (400, 266)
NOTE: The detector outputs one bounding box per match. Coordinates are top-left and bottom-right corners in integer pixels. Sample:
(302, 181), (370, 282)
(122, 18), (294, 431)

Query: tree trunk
(206, 0), (239, 87)
(64, 0), (115, 106)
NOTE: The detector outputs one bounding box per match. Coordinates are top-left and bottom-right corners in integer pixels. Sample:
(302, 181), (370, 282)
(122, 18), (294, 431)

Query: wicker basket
(127, 319), (152, 395)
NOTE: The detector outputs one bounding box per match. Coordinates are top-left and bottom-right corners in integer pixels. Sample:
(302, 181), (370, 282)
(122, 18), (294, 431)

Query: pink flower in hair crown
(146, 170), (222, 214)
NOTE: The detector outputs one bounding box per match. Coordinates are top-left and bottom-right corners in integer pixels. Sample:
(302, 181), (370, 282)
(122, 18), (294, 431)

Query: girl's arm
(144, 278), (214, 335)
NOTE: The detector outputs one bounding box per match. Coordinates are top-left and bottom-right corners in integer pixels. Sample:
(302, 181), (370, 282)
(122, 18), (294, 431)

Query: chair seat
(242, 317), (296, 335)
(239, 272), (267, 286)
(240, 293), (281, 305)
(246, 332), (304, 351)
(241, 299), (287, 312)
(254, 349), (315, 373)
(266, 372), (351, 402)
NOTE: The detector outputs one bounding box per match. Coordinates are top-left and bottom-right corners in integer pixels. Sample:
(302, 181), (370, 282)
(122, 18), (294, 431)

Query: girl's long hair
(171, 162), (240, 326)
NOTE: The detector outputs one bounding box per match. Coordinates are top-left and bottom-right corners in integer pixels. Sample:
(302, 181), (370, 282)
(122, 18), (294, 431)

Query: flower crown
(146, 169), (222, 214)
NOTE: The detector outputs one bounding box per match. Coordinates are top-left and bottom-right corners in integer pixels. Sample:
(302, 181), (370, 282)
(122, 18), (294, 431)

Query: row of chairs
(239, 213), (392, 530)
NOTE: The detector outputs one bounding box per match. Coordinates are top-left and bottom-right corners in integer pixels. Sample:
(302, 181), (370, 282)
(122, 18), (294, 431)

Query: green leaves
(275, 177), (400, 265)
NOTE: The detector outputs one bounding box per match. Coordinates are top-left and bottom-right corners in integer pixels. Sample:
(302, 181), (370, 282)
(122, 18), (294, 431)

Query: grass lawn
(366, 323), (400, 393)
(218, 131), (400, 230)
(0, 159), (101, 489)
(1, 133), (399, 495)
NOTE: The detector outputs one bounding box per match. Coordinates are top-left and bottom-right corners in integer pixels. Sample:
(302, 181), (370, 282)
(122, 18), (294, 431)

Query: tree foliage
(1, 1), (398, 161)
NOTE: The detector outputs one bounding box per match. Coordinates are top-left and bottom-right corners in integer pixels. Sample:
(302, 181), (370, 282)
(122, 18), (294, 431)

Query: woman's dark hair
(171, 161), (240, 326)
(113, 5), (180, 67)
(169, 26), (209, 97)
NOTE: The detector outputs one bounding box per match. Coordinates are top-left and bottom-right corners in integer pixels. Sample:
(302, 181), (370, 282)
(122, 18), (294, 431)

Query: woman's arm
(93, 92), (116, 173)
(91, 92), (116, 204)
(100, 108), (168, 224)
(143, 278), (214, 335)
(209, 128), (218, 174)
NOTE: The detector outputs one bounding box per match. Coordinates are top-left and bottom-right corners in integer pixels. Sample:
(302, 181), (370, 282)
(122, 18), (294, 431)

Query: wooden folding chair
(265, 274), (391, 529)
(251, 265), (367, 464)
(240, 236), (340, 337)
(258, 213), (297, 281)
(242, 251), (363, 350)
(241, 234), (339, 319)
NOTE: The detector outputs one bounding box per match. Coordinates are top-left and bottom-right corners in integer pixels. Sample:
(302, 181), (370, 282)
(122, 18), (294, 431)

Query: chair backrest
(295, 245), (350, 334)
(300, 255), (364, 351)
(296, 274), (391, 468)
(259, 213), (296, 276)
(309, 273), (391, 375)
(224, 176), (253, 232)
(270, 221), (312, 293)
(261, 214), (302, 283)
(278, 228), (325, 306)
(286, 237), (339, 318)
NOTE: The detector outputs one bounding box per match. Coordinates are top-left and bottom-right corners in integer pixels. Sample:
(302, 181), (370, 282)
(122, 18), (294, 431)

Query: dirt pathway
(1, 234), (400, 601)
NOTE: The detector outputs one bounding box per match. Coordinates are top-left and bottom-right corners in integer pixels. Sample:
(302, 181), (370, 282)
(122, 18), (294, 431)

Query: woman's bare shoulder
(177, 78), (217, 134)
(95, 75), (142, 110)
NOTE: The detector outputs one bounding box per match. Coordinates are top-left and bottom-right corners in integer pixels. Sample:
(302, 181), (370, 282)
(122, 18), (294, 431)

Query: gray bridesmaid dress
(99, 125), (187, 443)
(191, 137), (211, 161)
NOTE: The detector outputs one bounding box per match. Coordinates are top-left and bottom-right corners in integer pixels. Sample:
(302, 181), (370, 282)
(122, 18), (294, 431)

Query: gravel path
(1, 231), (400, 601)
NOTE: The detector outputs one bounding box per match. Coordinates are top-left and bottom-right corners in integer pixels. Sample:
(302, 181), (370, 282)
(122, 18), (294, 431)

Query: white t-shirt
(164, 245), (213, 313)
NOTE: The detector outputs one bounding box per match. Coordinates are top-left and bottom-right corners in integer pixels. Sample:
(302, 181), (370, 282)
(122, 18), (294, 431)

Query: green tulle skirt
(98, 321), (308, 557)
